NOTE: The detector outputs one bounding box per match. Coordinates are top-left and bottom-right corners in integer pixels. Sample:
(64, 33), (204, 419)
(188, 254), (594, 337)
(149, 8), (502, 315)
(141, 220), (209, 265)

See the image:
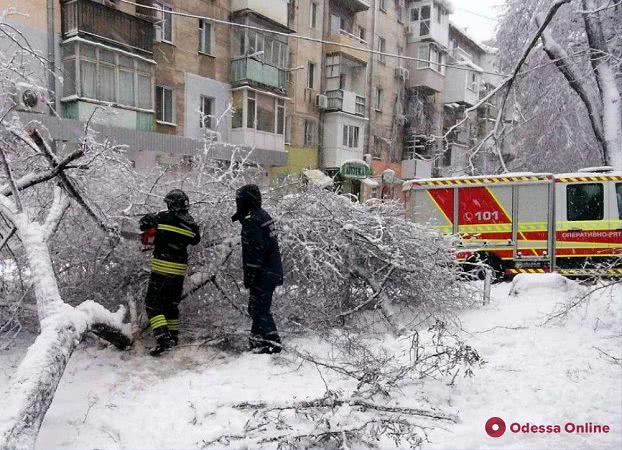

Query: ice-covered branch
(0, 303), (131, 450)
(42, 186), (70, 242)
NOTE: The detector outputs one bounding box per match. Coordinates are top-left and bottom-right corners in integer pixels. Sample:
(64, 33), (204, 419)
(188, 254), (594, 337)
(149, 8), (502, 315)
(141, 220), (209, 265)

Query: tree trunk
(582, 0), (622, 169)
(0, 215), (131, 450)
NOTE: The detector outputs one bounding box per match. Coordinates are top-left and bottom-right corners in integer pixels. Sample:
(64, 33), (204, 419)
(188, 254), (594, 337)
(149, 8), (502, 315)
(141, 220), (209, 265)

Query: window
(307, 62), (316, 89)
(304, 120), (317, 147)
(377, 36), (386, 63)
(118, 55), (135, 106)
(247, 90), (256, 128)
(257, 94), (275, 132)
(339, 73), (346, 89)
(417, 44), (445, 73)
(417, 45), (429, 69)
(155, 2), (173, 43)
(468, 72), (479, 91)
(420, 5), (430, 36)
(397, 46), (403, 68)
(199, 20), (212, 54)
(200, 95), (214, 129)
(358, 26), (366, 42)
(342, 125), (360, 148)
(156, 86), (174, 124)
(411, 8), (419, 22)
(232, 90), (243, 128)
(310, 2), (318, 28)
(617, 184), (622, 219)
(567, 183), (604, 221)
(239, 90), (285, 134)
(375, 87), (383, 111)
(62, 42), (153, 109)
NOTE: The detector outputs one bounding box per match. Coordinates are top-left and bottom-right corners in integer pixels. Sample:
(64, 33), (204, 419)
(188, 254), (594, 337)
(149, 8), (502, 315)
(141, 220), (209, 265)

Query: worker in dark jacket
(140, 189), (201, 356)
(232, 184), (283, 354)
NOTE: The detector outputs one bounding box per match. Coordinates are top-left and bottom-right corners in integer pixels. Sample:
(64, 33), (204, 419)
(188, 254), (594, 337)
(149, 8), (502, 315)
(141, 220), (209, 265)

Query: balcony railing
(326, 89), (366, 116)
(231, 57), (288, 92)
(61, 0), (154, 54)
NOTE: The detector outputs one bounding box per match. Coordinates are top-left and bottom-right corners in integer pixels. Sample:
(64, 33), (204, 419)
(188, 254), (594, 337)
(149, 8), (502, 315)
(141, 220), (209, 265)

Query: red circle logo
(485, 417), (506, 438)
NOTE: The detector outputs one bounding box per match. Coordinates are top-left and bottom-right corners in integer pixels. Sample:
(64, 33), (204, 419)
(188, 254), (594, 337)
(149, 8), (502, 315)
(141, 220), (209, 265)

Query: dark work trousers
(145, 272), (184, 335)
(248, 284), (279, 343)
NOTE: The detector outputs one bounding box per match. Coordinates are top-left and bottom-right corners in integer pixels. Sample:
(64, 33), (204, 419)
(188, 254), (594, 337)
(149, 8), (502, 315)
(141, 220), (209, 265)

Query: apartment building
(2, 0), (288, 172)
(2, 0), (501, 191)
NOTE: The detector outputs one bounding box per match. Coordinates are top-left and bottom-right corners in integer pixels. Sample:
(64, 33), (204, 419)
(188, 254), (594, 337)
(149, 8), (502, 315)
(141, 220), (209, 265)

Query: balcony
(325, 31), (369, 65)
(444, 67), (479, 106)
(61, 0), (154, 54)
(407, 68), (445, 94)
(231, 57), (288, 92)
(231, 0), (289, 28)
(334, 0), (371, 12)
(326, 90), (366, 116)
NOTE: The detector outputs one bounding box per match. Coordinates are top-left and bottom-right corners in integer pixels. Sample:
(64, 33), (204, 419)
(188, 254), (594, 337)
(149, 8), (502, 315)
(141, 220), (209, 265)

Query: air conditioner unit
(315, 94), (328, 110)
(395, 67), (410, 81)
(11, 82), (48, 114)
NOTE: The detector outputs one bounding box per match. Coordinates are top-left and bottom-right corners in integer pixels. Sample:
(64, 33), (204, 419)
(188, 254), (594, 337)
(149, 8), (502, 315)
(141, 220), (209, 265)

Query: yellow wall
(270, 146), (320, 180)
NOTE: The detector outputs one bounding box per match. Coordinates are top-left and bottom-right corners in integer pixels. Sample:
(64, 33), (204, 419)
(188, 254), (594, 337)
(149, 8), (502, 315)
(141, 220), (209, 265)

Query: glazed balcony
(61, 0), (154, 54)
(326, 89), (366, 116)
(231, 57), (288, 92)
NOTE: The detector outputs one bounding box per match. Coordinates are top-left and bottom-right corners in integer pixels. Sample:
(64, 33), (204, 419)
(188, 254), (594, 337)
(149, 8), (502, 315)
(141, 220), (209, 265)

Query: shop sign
(339, 160), (371, 179)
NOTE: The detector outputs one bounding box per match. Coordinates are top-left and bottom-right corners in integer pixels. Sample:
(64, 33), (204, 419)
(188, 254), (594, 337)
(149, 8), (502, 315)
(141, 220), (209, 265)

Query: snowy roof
(449, 21), (488, 53)
(457, 59), (484, 73)
(479, 43), (499, 55)
(362, 178), (380, 187)
(303, 169), (333, 188)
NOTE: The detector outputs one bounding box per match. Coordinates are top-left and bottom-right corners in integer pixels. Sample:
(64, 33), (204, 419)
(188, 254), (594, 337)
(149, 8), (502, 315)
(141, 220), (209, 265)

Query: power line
(118, 0), (508, 78)
(454, 7), (498, 22)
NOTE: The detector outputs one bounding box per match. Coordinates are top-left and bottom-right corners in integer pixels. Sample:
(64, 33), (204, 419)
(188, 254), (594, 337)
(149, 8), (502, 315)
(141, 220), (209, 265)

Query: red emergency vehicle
(403, 168), (622, 277)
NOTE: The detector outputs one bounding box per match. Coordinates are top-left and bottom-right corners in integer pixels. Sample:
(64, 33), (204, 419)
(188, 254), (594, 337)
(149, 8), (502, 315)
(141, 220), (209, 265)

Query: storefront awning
(303, 169), (334, 188)
(361, 178), (380, 188)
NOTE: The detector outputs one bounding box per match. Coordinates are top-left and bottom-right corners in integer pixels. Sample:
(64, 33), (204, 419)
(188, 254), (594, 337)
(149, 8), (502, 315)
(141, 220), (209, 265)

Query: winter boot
(254, 333), (282, 354)
(248, 334), (264, 352)
(169, 330), (179, 347)
(150, 329), (176, 356)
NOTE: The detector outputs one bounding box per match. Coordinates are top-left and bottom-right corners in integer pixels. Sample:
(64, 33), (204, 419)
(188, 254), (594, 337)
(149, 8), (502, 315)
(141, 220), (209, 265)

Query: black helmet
(164, 189), (190, 212)
(231, 184), (262, 222)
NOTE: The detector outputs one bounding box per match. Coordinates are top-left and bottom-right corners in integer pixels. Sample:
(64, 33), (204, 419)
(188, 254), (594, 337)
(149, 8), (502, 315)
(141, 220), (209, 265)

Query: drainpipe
(365, 0), (377, 159)
(47, 0), (57, 114)
(318, 0), (331, 171)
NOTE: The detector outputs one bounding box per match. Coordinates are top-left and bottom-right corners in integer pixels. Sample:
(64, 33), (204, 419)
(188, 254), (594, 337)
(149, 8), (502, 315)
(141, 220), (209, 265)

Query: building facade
(1, 0), (501, 191)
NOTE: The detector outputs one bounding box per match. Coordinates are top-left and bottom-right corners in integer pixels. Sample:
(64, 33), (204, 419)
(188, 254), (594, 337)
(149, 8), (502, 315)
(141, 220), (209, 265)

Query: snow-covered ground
(1, 275), (621, 449)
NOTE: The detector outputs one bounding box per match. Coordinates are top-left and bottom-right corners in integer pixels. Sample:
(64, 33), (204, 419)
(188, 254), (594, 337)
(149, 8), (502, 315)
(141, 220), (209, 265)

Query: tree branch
(42, 186), (70, 242)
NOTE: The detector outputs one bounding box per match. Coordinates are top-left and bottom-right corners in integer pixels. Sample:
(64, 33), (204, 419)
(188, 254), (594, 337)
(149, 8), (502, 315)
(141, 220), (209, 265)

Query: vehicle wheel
(467, 252), (504, 282)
